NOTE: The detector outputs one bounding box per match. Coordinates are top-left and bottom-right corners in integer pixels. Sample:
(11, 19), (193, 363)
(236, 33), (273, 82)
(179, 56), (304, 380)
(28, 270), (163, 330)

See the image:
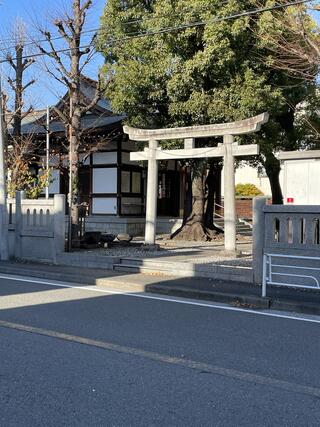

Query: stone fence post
(54, 194), (66, 261)
(252, 196), (268, 285)
(14, 191), (25, 259)
(0, 204), (9, 260)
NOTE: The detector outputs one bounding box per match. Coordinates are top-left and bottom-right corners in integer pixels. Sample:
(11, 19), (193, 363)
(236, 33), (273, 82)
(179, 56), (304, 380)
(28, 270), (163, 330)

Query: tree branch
(22, 79), (36, 92)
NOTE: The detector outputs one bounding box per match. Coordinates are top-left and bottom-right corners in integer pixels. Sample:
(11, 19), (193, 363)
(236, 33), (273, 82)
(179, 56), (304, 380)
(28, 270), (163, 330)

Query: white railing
(214, 202), (224, 219)
(262, 253), (320, 297)
(238, 217), (253, 229)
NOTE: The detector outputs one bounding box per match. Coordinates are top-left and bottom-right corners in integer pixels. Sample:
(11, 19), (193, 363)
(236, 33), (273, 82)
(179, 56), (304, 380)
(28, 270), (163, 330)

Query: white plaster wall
(283, 159), (320, 204)
(221, 162), (284, 197)
(221, 159), (320, 205)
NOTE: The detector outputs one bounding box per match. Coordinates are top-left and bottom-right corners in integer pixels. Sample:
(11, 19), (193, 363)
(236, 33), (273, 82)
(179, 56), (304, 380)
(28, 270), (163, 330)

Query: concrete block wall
(84, 216), (145, 236)
(83, 216), (183, 237)
(252, 197), (320, 284)
(8, 193), (66, 263)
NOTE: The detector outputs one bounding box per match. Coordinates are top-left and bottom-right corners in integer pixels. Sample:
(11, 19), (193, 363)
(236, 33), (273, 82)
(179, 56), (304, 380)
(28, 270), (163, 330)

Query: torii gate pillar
(145, 139), (158, 245)
(124, 113), (269, 250)
(223, 135), (236, 252)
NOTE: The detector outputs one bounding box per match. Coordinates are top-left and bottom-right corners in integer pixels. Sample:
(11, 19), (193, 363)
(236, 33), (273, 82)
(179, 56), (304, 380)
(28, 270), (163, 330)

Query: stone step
(213, 220), (252, 232)
(0, 264), (99, 286)
(113, 261), (253, 283)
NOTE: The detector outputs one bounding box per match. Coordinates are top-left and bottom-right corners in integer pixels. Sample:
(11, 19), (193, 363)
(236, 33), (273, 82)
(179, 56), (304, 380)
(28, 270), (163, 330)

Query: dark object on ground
(100, 234), (115, 243)
(80, 232), (102, 249)
(117, 233), (133, 243)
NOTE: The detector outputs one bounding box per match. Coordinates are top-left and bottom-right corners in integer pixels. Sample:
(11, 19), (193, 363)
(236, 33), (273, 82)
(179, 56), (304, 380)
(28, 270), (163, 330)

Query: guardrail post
(262, 254), (267, 297)
(252, 196), (268, 286)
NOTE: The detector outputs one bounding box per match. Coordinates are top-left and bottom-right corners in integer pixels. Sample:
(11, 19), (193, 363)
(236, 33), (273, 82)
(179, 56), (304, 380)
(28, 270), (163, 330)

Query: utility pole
(67, 97), (73, 252)
(0, 80), (9, 260)
(45, 106), (50, 199)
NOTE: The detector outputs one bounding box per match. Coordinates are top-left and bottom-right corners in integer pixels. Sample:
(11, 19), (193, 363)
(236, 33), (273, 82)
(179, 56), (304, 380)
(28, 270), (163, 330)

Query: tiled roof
(7, 76), (126, 136)
(18, 113), (125, 135)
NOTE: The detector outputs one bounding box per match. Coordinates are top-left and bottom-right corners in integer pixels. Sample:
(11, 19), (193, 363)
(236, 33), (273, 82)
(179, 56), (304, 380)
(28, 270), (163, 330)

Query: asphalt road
(0, 274), (320, 427)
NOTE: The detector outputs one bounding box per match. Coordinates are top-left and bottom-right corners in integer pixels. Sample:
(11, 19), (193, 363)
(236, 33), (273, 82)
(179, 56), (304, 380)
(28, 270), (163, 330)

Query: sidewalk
(0, 260), (319, 315)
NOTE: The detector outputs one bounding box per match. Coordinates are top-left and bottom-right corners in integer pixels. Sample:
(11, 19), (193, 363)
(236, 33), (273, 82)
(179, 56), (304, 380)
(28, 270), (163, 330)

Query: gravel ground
(80, 235), (253, 267)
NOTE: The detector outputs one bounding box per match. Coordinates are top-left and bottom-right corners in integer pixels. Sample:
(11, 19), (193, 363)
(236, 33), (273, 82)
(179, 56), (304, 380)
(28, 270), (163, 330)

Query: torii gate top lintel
(123, 112), (269, 142)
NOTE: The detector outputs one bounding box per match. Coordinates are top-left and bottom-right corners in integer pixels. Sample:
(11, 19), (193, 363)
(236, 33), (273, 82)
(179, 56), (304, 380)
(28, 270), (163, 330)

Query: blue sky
(0, 0), (106, 108)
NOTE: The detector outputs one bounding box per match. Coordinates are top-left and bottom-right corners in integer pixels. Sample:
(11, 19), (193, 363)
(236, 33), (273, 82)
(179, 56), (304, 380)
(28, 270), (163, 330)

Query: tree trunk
(13, 44), (23, 137)
(172, 162), (222, 241)
(183, 168), (192, 222)
(69, 102), (81, 244)
(265, 152), (283, 204)
(69, 2), (82, 245)
(204, 160), (223, 231)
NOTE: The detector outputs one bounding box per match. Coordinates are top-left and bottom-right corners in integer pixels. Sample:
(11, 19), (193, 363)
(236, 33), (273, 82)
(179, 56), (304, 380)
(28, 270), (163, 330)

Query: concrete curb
(0, 263), (319, 316)
(146, 284), (320, 315)
(146, 284), (271, 309)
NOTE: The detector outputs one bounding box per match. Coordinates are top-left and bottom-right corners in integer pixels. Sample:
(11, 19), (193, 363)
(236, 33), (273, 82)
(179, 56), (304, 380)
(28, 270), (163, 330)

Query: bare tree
(5, 20), (35, 136)
(35, 0), (100, 239)
(1, 19), (38, 194)
(257, 1), (320, 80)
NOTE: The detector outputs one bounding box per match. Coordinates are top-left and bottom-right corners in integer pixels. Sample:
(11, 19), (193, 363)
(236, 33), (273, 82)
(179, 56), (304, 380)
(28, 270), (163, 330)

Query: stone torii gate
(124, 113), (269, 251)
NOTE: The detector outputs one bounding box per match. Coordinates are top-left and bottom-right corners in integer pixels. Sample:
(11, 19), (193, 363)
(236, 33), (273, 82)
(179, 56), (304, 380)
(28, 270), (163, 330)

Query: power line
(0, 0), (232, 51)
(102, 0), (313, 46)
(0, 0), (312, 54)
(0, 0), (311, 52)
(0, 0), (312, 65)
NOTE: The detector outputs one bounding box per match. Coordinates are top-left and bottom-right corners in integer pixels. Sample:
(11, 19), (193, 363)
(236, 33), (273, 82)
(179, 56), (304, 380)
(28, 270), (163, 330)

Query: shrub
(235, 183), (264, 197)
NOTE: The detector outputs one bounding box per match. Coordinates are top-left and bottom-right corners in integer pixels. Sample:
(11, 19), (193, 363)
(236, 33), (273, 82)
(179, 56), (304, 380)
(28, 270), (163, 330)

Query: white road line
(0, 273), (320, 325)
(1, 318), (320, 399)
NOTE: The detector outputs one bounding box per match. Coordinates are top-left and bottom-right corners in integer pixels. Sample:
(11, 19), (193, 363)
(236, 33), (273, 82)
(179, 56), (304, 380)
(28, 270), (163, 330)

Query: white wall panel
(308, 161), (320, 204)
(283, 159), (320, 205)
(93, 168), (117, 193)
(49, 169), (60, 194)
(284, 161), (308, 204)
(92, 198), (117, 214)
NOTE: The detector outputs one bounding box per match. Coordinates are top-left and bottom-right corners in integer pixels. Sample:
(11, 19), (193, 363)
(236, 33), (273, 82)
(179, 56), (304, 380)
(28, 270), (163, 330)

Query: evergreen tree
(98, 0), (311, 239)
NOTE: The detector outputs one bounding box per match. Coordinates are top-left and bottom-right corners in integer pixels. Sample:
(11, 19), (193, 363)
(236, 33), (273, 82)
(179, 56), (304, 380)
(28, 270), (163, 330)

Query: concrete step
(0, 264), (99, 286)
(113, 260), (253, 283)
(0, 259), (250, 285)
(113, 264), (170, 276)
(0, 263), (155, 292)
(213, 220), (252, 235)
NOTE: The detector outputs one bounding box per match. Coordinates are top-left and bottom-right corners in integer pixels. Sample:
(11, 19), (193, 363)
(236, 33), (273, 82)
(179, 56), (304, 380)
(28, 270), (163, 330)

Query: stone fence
(253, 197), (320, 285)
(7, 193), (65, 263)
